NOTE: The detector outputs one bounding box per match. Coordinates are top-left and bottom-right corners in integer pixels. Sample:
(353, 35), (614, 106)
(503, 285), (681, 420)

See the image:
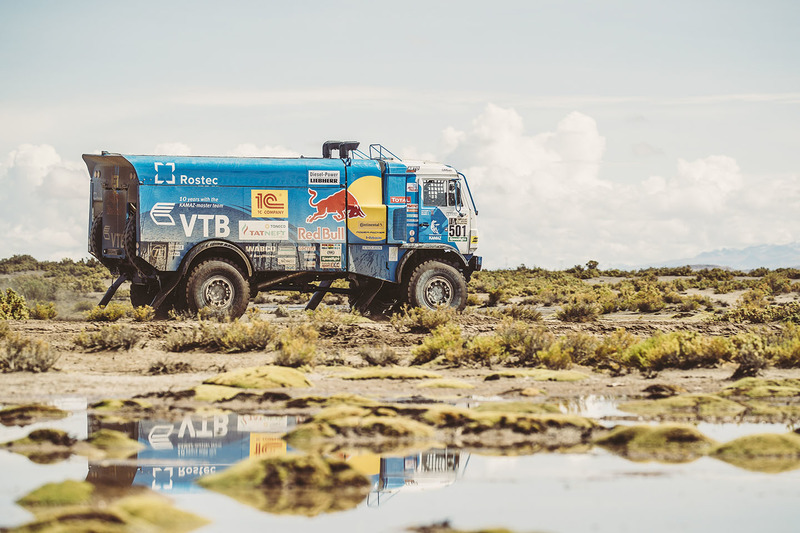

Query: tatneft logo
(154, 162), (219, 185)
(238, 220), (289, 241)
(150, 202), (176, 225)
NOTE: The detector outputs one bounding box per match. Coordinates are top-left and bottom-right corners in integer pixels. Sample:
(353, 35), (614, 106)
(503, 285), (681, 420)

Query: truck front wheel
(185, 259), (250, 318)
(406, 260), (467, 311)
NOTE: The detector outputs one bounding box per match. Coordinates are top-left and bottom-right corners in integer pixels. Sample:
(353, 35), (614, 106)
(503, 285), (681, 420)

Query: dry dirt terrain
(1, 311), (793, 410)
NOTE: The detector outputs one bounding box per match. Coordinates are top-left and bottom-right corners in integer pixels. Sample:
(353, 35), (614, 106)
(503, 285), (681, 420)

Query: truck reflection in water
(365, 448), (468, 507)
(88, 413), (301, 493)
(87, 414), (468, 507)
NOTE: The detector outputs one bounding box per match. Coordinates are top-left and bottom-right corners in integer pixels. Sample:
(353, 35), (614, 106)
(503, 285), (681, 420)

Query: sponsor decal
(180, 214), (230, 238)
(390, 196), (409, 204)
(154, 162), (176, 185)
(250, 434), (287, 457)
(430, 220), (441, 235)
(406, 183), (419, 193)
(308, 170), (341, 185)
(297, 226), (345, 241)
(297, 244), (316, 252)
(407, 204), (418, 213)
(471, 235), (479, 245)
(389, 247), (398, 262)
(244, 244), (277, 258)
(428, 235), (443, 241)
(306, 188), (364, 223)
(239, 220), (289, 241)
(102, 225), (124, 248)
(150, 202), (176, 226)
(320, 243), (342, 269)
(448, 217), (468, 242)
(362, 245), (382, 251)
(251, 190), (288, 218)
(406, 166), (420, 173)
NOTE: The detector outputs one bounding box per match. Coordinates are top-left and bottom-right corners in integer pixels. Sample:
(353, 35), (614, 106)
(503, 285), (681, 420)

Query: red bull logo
(306, 188), (366, 223)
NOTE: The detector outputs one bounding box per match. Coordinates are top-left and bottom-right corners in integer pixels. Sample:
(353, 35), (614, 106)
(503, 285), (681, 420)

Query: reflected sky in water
(1, 400), (799, 532)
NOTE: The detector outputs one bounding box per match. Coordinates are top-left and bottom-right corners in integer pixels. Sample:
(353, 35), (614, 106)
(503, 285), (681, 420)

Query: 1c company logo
(154, 162), (175, 185)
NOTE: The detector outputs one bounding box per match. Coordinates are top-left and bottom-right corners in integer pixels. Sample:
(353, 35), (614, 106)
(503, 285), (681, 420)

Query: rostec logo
(154, 162), (176, 185)
(251, 190), (288, 218)
(150, 202), (176, 225)
(306, 188), (365, 223)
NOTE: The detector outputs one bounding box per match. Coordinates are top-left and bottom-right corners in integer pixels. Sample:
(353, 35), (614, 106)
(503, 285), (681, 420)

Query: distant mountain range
(638, 243), (800, 271)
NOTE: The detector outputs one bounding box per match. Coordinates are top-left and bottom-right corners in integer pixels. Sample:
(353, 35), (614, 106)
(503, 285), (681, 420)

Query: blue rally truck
(85, 141), (481, 318)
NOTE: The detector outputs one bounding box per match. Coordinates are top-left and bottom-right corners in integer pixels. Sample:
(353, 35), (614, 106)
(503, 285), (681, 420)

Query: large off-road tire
(89, 215), (103, 258)
(406, 260), (467, 311)
(185, 259), (250, 318)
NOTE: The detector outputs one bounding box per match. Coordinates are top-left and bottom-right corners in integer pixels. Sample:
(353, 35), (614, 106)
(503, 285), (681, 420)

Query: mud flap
(351, 279), (384, 315)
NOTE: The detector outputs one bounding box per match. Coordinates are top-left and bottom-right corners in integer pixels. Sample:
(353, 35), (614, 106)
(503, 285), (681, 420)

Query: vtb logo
(154, 162), (175, 184)
(306, 188), (365, 223)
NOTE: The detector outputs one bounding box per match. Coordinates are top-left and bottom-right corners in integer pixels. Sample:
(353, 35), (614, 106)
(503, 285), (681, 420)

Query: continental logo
(251, 190), (288, 218)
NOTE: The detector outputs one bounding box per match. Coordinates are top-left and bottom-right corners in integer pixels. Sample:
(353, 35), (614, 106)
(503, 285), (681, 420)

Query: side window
(448, 180), (461, 207)
(423, 180), (447, 207)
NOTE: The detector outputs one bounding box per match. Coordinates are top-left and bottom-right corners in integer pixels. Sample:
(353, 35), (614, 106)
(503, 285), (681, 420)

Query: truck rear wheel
(185, 259), (250, 318)
(406, 260), (467, 311)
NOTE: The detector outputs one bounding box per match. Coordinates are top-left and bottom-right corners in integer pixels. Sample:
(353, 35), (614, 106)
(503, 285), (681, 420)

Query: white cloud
(442, 104), (800, 269)
(0, 144), (88, 260)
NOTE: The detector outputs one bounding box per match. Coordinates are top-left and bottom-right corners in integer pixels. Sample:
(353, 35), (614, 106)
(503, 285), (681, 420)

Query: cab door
(417, 178), (470, 254)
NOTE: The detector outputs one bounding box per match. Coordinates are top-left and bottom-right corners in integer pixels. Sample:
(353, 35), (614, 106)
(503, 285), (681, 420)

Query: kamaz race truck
(85, 141), (481, 317)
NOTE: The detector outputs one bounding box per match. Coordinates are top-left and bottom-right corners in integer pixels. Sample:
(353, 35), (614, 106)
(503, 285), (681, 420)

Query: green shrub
(0, 289), (29, 319)
(537, 342), (573, 369)
(411, 323), (464, 365)
(0, 321), (9, 340)
(627, 285), (666, 312)
(391, 305), (456, 333)
(562, 332), (599, 366)
(360, 345), (400, 366)
(165, 318), (276, 353)
(486, 287), (508, 307)
(623, 331), (732, 371)
(274, 323), (318, 367)
(556, 297), (600, 322)
(452, 334), (506, 366)
(74, 325), (141, 351)
(9, 274), (60, 301)
(29, 301), (57, 320)
(1, 333), (59, 372)
(495, 304), (542, 322)
(131, 305), (155, 322)
(86, 302), (129, 322)
(496, 320), (556, 366)
(591, 328), (637, 367)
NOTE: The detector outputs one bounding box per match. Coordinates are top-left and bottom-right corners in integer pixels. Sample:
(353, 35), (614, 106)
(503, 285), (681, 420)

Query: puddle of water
(3, 402), (800, 532)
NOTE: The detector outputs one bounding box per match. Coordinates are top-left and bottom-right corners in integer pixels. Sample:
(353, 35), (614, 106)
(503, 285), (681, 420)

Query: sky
(0, 0), (798, 269)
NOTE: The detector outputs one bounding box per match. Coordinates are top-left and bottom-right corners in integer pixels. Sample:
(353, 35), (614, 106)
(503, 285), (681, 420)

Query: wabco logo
(306, 188), (365, 223)
(154, 162), (175, 185)
(150, 203), (176, 225)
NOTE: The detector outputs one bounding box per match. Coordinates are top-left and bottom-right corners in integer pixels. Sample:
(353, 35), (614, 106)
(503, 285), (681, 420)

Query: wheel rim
(422, 276), (454, 307)
(201, 275), (234, 308)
